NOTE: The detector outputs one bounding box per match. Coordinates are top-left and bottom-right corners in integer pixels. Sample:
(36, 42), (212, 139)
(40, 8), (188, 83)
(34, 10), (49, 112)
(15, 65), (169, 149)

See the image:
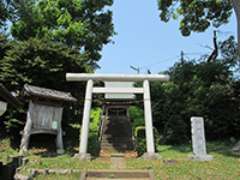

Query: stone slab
(190, 117), (213, 161)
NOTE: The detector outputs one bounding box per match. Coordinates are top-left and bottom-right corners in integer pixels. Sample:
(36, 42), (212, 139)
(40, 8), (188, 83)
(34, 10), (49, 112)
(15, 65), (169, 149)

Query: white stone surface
(79, 79), (93, 155)
(191, 117), (213, 161)
(143, 80), (155, 154)
(232, 141), (240, 152)
(0, 101), (7, 116)
(66, 73), (170, 82)
(104, 81), (135, 99)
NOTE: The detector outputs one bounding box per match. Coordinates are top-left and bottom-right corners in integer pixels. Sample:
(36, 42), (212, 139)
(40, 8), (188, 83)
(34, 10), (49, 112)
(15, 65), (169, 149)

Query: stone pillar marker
(190, 117), (213, 161)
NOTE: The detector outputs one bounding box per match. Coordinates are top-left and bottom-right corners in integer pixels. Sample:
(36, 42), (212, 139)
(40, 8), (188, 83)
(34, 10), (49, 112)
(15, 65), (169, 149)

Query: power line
(216, 30), (235, 36)
(139, 55), (180, 70)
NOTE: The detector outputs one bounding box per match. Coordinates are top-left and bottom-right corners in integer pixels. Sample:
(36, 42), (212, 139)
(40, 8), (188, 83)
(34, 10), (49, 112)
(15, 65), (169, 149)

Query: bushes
(129, 106), (160, 155)
(128, 106), (144, 129)
(88, 108), (102, 156)
(130, 55), (240, 145)
(128, 106), (145, 155)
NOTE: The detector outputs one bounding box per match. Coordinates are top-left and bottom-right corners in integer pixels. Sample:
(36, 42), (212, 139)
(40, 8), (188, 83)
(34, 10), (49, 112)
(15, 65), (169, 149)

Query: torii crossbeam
(66, 73), (170, 159)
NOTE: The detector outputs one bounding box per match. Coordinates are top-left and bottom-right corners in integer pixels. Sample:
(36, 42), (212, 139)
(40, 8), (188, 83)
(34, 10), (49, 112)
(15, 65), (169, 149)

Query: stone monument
(190, 117), (213, 161)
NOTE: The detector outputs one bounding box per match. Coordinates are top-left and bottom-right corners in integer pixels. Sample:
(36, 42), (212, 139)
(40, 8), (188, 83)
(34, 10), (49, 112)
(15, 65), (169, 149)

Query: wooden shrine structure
(20, 84), (77, 154)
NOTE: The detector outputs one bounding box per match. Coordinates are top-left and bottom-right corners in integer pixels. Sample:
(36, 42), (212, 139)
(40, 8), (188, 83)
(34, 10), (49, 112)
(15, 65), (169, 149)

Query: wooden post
(20, 101), (33, 154)
(56, 108), (64, 154)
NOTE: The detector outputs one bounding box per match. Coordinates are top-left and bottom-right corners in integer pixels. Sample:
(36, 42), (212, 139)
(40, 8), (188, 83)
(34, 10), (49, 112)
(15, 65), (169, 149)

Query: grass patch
(127, 141), (240, 179)
(0, 138), (18, 164)
(1, 135), (240, 179)
(19, 154), (110, 175)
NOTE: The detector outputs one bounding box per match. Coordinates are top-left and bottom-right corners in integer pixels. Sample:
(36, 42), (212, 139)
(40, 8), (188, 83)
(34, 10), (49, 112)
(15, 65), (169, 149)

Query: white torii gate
(66, 73), (170, 159)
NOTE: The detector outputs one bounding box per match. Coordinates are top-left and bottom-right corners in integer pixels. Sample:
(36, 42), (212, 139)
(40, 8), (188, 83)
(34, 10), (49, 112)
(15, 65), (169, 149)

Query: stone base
(74, 153), (91, 160)
(141, 153), (161, 160)
(232, 141), (240, 152)
(57, 149), (65, 155)
(19, 149), (28, 156)
(190, 154), (213, 161)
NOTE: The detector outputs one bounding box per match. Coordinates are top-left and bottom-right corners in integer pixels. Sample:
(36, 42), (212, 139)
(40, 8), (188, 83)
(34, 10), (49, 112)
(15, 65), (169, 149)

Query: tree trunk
(232, 0), (240, 51)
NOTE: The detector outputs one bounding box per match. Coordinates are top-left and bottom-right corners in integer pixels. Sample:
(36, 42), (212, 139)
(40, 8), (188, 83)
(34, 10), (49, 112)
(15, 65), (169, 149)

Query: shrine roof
(24, 84), (77, 102)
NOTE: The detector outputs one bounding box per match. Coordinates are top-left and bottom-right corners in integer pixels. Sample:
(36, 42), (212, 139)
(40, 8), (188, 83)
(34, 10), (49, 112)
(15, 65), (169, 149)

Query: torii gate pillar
(143, 80), (155, 155)
(78, 79), (93, 159)
(66, 73), (170, 160)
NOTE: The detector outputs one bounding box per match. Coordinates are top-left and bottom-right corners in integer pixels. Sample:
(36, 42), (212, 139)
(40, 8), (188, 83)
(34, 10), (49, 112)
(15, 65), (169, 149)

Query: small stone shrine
(191, 117), (213, 161)
(20, 84), (77, 154)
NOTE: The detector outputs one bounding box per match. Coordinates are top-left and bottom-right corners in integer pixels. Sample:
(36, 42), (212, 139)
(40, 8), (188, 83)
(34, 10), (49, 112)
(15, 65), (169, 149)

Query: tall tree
(158, 0), (240, 50)
(0, 0), (114, 130)
(10, 0), (114, 67)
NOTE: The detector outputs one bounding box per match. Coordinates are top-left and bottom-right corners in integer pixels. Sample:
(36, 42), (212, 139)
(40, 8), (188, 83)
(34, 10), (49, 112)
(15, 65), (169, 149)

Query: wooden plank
(55, 107), (64, 154)
(30, 129), (58, 135)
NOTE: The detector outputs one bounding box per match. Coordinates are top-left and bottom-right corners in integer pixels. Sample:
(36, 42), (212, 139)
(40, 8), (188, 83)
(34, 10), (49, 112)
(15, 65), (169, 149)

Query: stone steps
(100, 115), (135, 156)
(101, 137), (133, 144)
(101, 143), (133, 150)
(80, 170), (154, 180)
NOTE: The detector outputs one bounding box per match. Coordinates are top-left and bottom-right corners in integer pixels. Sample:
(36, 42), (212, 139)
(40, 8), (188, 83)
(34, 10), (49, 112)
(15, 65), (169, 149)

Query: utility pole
(180, 51), (184, 64)
(207, 30), (218, 62)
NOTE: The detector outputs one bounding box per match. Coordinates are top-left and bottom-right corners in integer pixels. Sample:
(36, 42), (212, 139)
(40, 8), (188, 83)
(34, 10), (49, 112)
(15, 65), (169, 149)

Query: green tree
(0, 38), (90, 132)
(158, 0), (240, 49)
(0, 0), (10, 75)
(10, 0), (114, 66)
(0, 0), (8, 28)
(0, 0), (114, 132)
(150, 38), (239, 143)
(0, 38), (90, 90)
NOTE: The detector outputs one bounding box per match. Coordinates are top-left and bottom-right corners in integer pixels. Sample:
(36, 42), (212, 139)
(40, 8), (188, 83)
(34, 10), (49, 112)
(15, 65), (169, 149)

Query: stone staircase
(81, 170), (154, 180)
(100, 115), (136, 157)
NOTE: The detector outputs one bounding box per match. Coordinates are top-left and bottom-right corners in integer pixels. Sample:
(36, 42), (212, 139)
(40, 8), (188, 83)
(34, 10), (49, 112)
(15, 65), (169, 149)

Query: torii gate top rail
(66, 73), (170, 82)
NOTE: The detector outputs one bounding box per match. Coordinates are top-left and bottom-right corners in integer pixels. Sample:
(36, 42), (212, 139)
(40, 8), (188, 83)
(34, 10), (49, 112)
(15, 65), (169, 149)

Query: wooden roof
(23, 84), (77, 102)
(0, 83), (22, 108)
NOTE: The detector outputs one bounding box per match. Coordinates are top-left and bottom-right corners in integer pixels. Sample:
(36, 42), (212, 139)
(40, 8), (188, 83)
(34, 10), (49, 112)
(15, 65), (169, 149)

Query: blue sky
(97, 0), (237, 74)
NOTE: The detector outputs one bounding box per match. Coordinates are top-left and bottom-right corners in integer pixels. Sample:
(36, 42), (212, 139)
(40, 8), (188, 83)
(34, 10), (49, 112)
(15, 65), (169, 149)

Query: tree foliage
(0, 38), (91, 91)
(0, 0), (9, 28)
(10, 0), (114, 65)
(151, 37), (240, 144)
(158, 0), (233, 36)
(0, 0), (114, 132)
